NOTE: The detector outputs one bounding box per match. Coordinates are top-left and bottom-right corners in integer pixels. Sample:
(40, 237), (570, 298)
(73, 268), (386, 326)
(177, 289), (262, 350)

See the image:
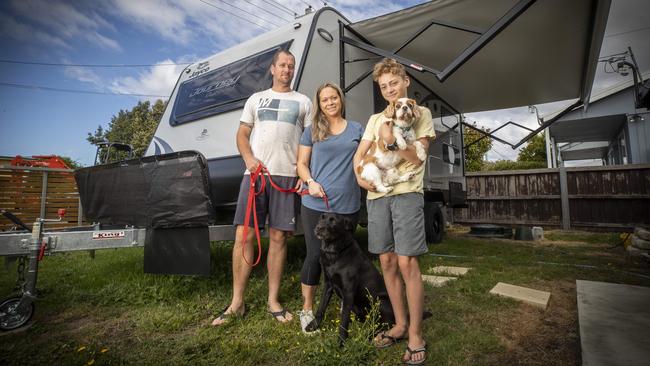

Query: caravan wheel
(424, 202), (444, 244)
(0, 296), (34, 331)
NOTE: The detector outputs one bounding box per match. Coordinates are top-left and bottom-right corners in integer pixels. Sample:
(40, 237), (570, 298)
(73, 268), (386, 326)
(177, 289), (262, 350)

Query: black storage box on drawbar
(75, 151), (216, 276)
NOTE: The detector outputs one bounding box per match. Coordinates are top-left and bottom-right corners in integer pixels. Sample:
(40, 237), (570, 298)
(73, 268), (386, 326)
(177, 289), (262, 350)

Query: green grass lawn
(1, 228), (648, 365)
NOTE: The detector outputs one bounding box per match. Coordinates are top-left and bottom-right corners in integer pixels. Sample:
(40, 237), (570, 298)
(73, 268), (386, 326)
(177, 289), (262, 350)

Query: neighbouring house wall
(627, 112), (650, 164)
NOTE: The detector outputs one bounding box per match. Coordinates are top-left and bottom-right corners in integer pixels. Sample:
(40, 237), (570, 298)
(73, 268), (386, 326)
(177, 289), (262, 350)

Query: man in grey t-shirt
(212, 49), (312, 326)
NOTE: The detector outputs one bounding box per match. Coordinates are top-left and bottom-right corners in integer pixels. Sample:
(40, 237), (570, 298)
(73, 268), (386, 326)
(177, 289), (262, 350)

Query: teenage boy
(353, 58), (435, 365)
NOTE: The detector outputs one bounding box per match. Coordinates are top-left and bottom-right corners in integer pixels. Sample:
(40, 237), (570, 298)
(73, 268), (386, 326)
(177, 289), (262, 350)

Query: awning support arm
(342, 18), (484, 93)
(341, 35), (441, 74)
(437, 0), (537, 82)
(464, 120), (534, 149)
(512, 100), (583, 149)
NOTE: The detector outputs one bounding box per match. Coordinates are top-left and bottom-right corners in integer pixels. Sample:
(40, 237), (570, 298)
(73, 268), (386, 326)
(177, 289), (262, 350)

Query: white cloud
(108, 0), (262, 46)
(109, 59), (187, 100)
(63, 67), (104, 88)
(8, 0), (121, 51)
(110, 0), (194, 44)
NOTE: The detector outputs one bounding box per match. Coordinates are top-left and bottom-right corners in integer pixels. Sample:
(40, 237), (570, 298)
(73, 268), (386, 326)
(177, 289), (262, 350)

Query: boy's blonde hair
(372, 58), (406, 81)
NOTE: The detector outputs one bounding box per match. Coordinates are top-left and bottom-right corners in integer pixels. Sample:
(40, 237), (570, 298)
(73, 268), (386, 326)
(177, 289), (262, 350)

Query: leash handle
(298, 189), (330, 211)
(241, 165), (265, 267)
(241, 164), (330, 267)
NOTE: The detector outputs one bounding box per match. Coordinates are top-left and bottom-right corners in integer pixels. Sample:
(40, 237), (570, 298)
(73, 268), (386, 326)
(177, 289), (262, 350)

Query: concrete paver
(489, 282), (550, 309)
(577, 280), (650, 366)
(429, 266), (471, 276)
(421, 275), (457, 287)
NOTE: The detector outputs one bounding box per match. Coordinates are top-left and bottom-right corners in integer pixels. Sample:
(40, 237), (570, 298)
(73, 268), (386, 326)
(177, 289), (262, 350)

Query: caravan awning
(350, 0), (611, 113)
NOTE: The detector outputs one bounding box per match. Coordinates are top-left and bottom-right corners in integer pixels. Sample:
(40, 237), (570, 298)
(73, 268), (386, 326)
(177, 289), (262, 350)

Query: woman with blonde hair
(296, 82), (363, 334)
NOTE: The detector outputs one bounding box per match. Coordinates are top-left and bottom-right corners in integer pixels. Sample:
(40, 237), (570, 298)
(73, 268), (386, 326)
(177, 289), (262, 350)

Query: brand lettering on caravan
(189, 75), (241, 98)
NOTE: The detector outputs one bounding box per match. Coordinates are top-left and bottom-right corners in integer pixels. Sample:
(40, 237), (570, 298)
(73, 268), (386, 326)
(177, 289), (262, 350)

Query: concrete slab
(429, 266), (471, 276)
(421, 275), (457, 287)
(489, 282), (550, 309)
(577, 280), (650, 366)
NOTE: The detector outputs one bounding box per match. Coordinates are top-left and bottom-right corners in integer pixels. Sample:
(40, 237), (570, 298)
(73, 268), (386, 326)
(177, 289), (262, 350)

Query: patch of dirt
(487, 280), (580, 365)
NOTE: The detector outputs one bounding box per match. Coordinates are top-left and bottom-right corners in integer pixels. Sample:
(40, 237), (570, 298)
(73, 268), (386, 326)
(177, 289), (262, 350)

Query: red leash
(241, 164), (329, 267)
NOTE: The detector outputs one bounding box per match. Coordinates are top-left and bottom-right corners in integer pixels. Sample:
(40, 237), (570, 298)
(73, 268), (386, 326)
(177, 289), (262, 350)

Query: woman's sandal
(268, 308), (292, 323)
(403, 343), (426, 365)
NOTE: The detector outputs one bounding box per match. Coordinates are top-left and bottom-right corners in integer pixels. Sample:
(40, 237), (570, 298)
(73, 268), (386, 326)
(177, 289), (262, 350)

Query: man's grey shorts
(233, 175), (298, 232)
(367, 192), (428, 257)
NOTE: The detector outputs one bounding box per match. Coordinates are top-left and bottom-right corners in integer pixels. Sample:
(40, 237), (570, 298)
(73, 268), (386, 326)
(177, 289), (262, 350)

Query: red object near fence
(10, 155), (71, 169)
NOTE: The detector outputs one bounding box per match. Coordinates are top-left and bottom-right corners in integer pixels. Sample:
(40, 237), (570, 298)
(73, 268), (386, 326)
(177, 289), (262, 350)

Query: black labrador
(307, 213), (395, 344)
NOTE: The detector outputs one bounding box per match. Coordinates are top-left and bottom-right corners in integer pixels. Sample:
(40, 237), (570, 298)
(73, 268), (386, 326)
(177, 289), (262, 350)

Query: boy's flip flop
(403, 344), (427, 365)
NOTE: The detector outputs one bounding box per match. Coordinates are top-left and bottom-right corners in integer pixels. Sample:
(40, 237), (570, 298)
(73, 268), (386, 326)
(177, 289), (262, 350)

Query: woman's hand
(308, 181), (325, 198)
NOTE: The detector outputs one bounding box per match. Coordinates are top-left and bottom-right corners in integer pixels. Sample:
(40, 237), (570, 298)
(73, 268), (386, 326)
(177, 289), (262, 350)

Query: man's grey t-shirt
(240, 89), (312, 177)
(299, 121), (363, 214)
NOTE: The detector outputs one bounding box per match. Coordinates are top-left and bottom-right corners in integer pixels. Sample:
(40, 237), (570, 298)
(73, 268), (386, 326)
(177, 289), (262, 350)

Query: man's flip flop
(268, 308), (291, 323)
(373, 331), (406, 348)
(403, 344), (426, 365)
(211, 305), (246, 326)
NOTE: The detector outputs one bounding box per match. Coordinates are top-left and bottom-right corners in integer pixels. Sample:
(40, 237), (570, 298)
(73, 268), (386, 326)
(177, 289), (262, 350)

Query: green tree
(59, 156), (82, 169)
(483, 159), (546, 171)
(87, 100), (166, 163)
(463, 122), (493, 172)
(517, 132), (547, 163)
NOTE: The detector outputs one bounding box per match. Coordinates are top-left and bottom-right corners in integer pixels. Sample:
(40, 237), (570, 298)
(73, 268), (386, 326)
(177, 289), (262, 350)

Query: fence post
(40, 171), (48, 219)
(78, 196), (83, 225)
(559, 167), (570, 229)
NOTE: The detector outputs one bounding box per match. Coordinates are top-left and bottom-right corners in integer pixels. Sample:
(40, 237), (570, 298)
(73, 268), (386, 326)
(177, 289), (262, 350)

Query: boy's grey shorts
(233, 175), (298, 232)
(367, 192), (428, 257)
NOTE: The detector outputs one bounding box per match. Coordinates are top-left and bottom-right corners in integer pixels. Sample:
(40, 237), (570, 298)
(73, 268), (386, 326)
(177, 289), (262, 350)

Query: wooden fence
(453, 164), (650, 231)
(0, 165), (85, 231)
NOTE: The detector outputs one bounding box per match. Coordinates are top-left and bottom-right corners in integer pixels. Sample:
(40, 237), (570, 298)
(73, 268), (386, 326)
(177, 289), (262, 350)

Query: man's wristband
(306, 178), (314, 185)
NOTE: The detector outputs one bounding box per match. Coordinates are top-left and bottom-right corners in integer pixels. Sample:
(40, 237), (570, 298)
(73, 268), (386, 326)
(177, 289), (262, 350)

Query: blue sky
(0, 0), (647, 166)
(0, 0), (427, 166)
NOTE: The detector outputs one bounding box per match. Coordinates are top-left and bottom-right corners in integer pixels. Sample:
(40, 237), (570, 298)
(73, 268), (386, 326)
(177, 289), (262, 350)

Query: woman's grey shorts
(366, 192), (428, 257)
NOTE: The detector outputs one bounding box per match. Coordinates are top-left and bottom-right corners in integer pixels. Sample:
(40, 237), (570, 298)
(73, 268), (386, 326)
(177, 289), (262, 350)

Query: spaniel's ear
(384, 102), (396, 119)
(409, 99), (421, 119)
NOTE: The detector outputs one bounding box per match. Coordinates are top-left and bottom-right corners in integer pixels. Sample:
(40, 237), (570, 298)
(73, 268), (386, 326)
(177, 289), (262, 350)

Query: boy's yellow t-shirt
(361, 106), (435, 200)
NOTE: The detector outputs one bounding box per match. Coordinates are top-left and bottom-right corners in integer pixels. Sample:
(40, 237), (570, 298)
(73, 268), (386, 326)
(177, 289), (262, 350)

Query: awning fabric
(351, 0), (610, 113)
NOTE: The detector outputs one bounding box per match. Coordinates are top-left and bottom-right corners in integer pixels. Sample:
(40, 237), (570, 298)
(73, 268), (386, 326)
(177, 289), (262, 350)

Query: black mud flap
(75, 151), (216, 276)
(144, 227), (210, 276)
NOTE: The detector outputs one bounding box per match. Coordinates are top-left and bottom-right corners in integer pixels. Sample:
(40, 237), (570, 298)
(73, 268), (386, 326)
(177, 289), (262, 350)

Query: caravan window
(170, 41), (293, 126)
